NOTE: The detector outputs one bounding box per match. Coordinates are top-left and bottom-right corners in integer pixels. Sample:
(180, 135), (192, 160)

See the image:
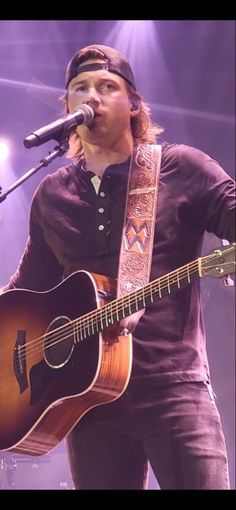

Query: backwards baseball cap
(65, 44), (136, 90)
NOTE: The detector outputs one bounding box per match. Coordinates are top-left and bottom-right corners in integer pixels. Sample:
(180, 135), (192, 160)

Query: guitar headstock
(201, 242), (236, 278)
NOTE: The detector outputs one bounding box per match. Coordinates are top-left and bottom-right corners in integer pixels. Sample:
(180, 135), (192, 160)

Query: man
(1, 45), (235, 489)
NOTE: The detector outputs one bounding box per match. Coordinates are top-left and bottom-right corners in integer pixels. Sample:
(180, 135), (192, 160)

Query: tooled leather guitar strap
(117, 143), (162, 330)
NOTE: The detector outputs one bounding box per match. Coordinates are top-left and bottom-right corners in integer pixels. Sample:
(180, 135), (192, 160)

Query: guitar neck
(52, 242), (235, 343)
(110, 258), (201, 322)
(74, 258), (202, 341)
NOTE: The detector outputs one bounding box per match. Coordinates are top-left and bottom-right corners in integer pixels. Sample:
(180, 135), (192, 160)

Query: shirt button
(100, 191), (105, 197)
(98, 225), (104, 231)
(98, 208), (104, 213)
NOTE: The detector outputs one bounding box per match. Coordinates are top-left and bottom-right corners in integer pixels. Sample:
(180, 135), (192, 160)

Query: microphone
(23, 104), (94, 148)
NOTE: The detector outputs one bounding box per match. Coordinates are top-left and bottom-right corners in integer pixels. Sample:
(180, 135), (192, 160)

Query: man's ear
(130, 99), (140, 116)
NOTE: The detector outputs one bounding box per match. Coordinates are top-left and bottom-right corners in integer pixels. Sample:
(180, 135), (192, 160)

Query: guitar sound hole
(44, 316), (74, 369)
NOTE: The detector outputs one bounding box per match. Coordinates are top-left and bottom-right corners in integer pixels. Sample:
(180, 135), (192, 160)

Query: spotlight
(0, 140), (10, 164)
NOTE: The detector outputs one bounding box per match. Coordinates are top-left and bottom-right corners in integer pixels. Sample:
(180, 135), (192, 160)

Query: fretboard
(72, 258), (202, 342)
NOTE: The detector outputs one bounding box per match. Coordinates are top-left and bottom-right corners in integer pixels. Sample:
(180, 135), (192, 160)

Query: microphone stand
(0, 139), (69, 204)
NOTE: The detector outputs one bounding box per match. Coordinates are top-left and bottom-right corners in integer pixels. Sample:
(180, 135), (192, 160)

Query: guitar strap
(117, 143), (162, 330)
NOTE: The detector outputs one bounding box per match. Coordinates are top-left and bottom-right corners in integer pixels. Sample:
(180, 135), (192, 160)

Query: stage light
(0, 140), (10, 164)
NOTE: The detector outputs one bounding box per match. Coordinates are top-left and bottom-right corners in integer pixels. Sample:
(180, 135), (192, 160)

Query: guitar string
(12, 258), (208, 366)
(2, 274), (234, 379)
(14, 251), (235, 368)
(9, 247), (233, 371)
(19, 248), (233, 358)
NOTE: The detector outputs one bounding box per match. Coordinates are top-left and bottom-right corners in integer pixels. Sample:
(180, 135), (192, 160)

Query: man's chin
(86, 122), (107, 136)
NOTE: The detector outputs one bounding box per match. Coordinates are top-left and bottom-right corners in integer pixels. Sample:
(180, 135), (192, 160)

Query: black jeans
(66, 381), (230, 490)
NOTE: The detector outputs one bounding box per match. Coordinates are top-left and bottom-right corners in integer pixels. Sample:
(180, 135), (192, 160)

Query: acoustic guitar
(0, 242), (235, 456)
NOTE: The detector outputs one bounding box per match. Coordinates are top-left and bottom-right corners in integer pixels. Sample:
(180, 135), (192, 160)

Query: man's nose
(85, 88), (100, 108)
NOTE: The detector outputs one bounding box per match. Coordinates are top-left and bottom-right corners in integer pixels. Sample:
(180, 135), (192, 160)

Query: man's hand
(118, 309), (144, 335)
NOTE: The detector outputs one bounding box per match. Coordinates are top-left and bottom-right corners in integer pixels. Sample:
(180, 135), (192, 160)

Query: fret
(105, 306), (109, 327)
(80, 324), (84, 341)
(100, 313), (104, 330)
(176, 269), (180, 289)
(83, 320), (86, 340)
(142, 287), (146, 307)
(158, 279), (162, 298)
(73, 321), (79, 344)
(138, 291), (143, 303)
(94, 311), (99, 333)
(122, 298), (126, 318)
(91, 318), (95, 335)
(87, 320), (90, 337)
(108, 306), (114, 324)
(150, 284), (154, 303)
(128, 295), (132, 315)
(167, 274), (171, 294)
(116, 300), (119, 322)
(79, 321), (83, 340)
(187, 264), (191, 283)
(197, 257), (203, 278)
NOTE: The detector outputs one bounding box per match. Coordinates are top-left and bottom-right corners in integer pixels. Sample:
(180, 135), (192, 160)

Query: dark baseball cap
(65, 44), (136, 90)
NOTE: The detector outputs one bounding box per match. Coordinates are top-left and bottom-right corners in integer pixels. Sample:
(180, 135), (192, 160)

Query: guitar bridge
(14, 330), (28, 393)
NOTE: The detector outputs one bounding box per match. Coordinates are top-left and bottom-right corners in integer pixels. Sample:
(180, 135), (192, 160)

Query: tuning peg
(223, 275), (234, 286)
(221, 239), (235, 287)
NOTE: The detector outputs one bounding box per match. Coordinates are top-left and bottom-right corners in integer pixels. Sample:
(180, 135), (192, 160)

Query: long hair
(61, 50), (164, 162)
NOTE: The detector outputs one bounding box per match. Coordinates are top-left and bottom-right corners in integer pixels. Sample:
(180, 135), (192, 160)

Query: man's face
(67, 59), (133, 147)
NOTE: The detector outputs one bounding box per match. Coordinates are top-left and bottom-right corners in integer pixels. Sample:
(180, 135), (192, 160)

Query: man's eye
(102, 83), (114, 90)
(72, 85), (86, 94)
